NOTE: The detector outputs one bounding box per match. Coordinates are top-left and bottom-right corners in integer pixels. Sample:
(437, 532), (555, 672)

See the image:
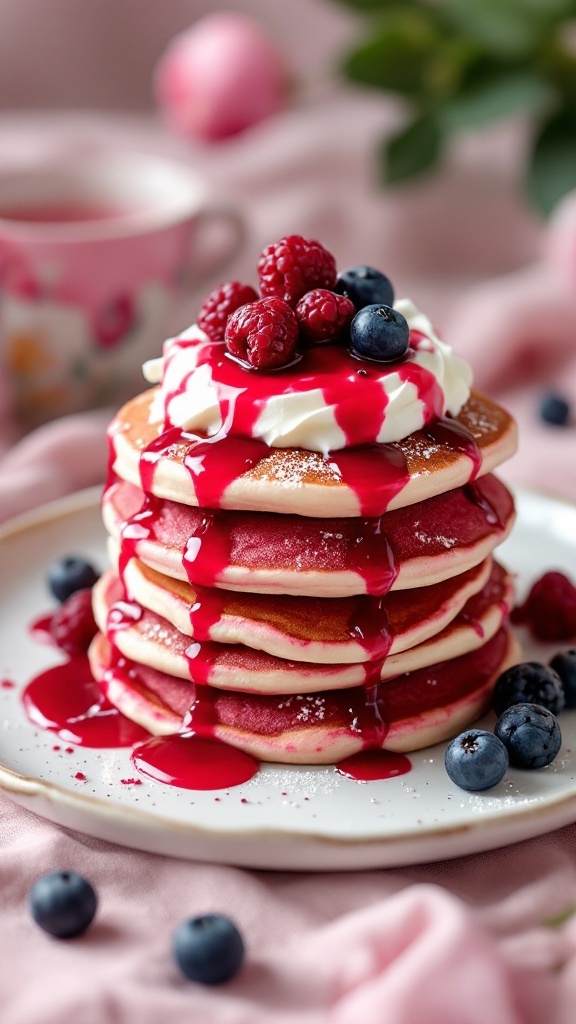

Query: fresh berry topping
(30, 871), (97, 938)
(225, 296), (298, 369)
(172, 914), (245, 985)
(48, 556), (99, 604)
(495, 704), (562, 769)
(294, 288), (355, 345)
(444, 730), (508, 791)
(540, 393), (570, 426)
(336, 265), (394, 309)
(492, 661), (565, 717)
(350, 304), (410, 363)
(197, 281), (259, 344)
(257, 235), (337, 306)
(549, 649), (576, 709)
(512, 571), (576, 641)
(50, 589), (98, 656)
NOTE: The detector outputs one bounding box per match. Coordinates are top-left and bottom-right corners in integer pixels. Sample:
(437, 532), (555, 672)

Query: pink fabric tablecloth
(1, 101), (576, 1024)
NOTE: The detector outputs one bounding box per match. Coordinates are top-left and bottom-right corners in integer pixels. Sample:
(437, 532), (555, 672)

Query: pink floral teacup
(0, 154), (244, 423)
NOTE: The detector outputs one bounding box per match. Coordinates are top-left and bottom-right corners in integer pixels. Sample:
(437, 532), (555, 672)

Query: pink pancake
(92, 562), (514, 693)
(112, 551), (492, 664)
(103, 473), (514, 597)
(88, 628), (520, 761)
(109, 389), (517, 517)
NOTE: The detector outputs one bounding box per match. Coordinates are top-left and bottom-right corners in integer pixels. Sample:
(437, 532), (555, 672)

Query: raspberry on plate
(512, 571), (576, 641)
(225, 296), (298, 369)
(50, 588), (98, 655)
(258, 235), (337, 306)
(197, 281), (259, 344)
(295, 288), (355, 345)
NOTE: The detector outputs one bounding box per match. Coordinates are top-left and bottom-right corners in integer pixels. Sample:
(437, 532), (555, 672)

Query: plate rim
(3, 749), (576, 851)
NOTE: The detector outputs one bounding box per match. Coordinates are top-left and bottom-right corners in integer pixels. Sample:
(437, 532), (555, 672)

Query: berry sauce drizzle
(131, 733), (258, 790)
(424, 417), (481, 480)
(181, 505), (399, 596)
(182, 510), (235, 588)
(23, 657), (149, 747)
(335, 749), (411, 782)
(99, 649), (394, 786)
(185, 588), (393, 660)
(347, 596), (392, 661)
(107, 598), (143, 636)
(463, 481), (504, 528)
(160, 334), (445, 449)
(138, 336), (464, 517)
(29, 613), (56, 645)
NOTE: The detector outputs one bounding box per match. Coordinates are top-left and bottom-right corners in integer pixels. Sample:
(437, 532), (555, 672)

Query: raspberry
(512, 571), (576, 641)
(50, 588), (98, 655)
(225, 296), (298, 369)
(197, 282), (259, 344)
(258, 235), (337, 306)
(295, 288), (355, 345)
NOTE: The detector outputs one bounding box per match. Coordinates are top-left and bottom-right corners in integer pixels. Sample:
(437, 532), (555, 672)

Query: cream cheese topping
(143, 299), (473, 452)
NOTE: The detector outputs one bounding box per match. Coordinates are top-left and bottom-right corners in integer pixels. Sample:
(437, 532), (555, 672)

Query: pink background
(1, 4), (576, 1023)
(0, 0), (354, 110)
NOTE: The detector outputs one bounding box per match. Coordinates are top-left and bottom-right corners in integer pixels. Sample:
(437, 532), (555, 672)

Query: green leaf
(424, 37), (485, 99)
(333, 0), (576, 17)
(528, 107), (576, 214)
(441, 0), (542, 57)
(511, 0), (576, 20)
(384, 114), (444, 183)
(341, 11), (441, 95)
(331, 0), (410, 9)
(539, 40), (576, 105)
(441, 72), (557, 131)
(544, 906), (576, 928)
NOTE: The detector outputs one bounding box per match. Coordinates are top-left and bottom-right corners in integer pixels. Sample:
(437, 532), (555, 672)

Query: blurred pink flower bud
(544, 189), (576, 285)
(154, 12), (289, 142)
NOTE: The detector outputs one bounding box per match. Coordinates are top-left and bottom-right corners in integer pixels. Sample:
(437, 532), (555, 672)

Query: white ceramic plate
(0, 485), (575, 871)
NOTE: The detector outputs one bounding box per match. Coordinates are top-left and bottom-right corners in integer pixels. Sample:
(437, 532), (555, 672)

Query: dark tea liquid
(0, 202), (130, 224)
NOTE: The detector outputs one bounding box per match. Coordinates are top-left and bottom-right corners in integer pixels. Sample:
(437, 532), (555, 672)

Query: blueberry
(495, 703), (562, 769)
(350, 304), (410, 363)
(540, 393), (570, 426)
(48, 556), (99, 603)
(335, 266), (394, 309)
(172, 914), (245, 985)
(444, 730), (508, 791)
(29, 871), (97, 938)
(492, 661), (565, 717)
(550, 650), (576, 709)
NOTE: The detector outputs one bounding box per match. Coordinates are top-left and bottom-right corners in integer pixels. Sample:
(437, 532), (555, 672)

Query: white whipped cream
(143, 299), (473, 452)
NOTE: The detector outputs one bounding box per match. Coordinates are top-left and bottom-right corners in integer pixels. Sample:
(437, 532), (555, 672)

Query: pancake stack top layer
(90, 236), (519, 766)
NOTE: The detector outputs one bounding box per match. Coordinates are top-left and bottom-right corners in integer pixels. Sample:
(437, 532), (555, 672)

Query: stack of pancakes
(90, 381), (519, 764)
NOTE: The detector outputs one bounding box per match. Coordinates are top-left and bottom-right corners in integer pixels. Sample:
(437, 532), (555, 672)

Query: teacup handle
(184, 205), (246, 287)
